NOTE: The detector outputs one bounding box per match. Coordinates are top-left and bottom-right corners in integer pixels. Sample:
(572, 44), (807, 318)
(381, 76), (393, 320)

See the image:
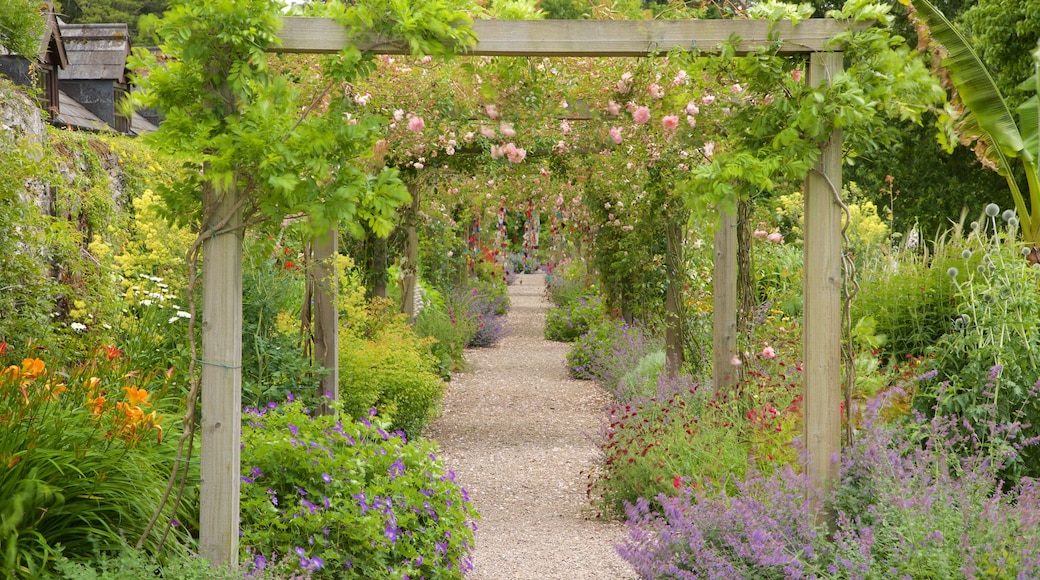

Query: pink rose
(662, 115), (679, 131)
(499, 121), (516, 138)
(649, 83), (664, 99)
(766, 232), (784, 243)
(609, 126), (623, 144)
(632, 106), (651, 125)
(761, 346), (776, 359)
(607, 100), (621, 115)
(792, 69), (803, 83)
(407, 116), (425, 133)
(485, 104), (499, 119)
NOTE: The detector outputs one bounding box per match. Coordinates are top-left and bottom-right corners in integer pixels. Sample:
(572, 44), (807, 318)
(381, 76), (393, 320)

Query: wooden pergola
(199, 17), (847, 566)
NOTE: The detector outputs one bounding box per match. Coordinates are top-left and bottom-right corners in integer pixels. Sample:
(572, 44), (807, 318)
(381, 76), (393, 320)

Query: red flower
(285, 260), (296, 270)
(102, 345), (122, 361)
(673, 475), (682, 489)
(0, 341), (7, 357)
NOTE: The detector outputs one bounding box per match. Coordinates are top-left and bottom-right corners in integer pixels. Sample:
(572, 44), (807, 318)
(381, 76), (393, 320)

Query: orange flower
(123, 386), (151, 407)
(1, 365), (19, 382)
(102, 345), (122, 361)
(90, 395), (107, 416)
(85, 376), (101, 394)
(117, 401), (145, 422)
(20, 358), (45, 379)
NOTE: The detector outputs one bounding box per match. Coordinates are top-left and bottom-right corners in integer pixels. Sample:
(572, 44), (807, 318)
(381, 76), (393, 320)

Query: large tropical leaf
(910, 0), (1028, 165)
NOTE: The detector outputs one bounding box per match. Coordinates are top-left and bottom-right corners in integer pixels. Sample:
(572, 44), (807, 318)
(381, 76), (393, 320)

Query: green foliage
(415, 299), (471, 377)
(57, 0), (170, 44)
(338, 299), (446, 439)
(960, 0), (1040, 110)
(915, 211), (1040, 483)
(591, 389), (750, 517)
(912, 0), (1040, 246)
(852, 226), (964, 360)
(486, 0), (546, 19)
(0, 110), (59, 360)
(53, 542), (241, 580)
(240, 400), (478, 579)
(0, 352), (195, 578)
(241, 236), (325, 407)
(678, 0), (945, 213)
(0, 0), (45, 58)
(543, 293), (603, 342)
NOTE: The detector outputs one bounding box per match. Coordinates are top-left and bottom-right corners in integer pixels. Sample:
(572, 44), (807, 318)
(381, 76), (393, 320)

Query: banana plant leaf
(911, 0), (1040, 242)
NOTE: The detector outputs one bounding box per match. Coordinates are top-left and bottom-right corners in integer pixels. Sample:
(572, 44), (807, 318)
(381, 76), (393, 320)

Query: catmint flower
(985, 203), (1000, 217)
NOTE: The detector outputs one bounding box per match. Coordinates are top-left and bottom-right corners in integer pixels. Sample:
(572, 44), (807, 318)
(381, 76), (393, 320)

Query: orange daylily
(1, 365), (19, 382)
(90, 395), (106, 416)
(102, 345), (122, 361)
(123, 386), (151, 407)
(21, 358), (45, 379)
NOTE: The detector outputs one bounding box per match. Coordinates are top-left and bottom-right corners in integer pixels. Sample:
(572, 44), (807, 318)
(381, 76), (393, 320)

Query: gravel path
(425, 273), (636, 580)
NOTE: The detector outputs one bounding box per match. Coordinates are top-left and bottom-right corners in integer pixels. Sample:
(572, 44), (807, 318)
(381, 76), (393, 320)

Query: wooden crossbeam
(276, 17), (851, 57)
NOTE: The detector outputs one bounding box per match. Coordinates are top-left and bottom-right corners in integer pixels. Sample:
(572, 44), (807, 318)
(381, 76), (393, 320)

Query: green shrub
(339, 300), (446, 439)
(415, 301), (470, 377)
(544, 294), (603, 342)
(853, 231), (964, 360)
(240, 401), (478, 579)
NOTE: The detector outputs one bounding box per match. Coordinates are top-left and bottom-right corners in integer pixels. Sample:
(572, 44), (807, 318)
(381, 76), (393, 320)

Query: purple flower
(288, 423), (299, 436)
(322, 472), (332, 484)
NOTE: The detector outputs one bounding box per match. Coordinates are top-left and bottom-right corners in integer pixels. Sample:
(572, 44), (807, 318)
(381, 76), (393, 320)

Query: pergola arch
(199, 16), (847, 566)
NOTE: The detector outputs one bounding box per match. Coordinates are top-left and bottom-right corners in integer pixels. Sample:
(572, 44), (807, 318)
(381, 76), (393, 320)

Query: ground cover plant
(239, 400), (478, 579)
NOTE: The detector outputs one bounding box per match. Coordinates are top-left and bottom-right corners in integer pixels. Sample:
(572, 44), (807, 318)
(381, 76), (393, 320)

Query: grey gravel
(425, 274), (637, 580)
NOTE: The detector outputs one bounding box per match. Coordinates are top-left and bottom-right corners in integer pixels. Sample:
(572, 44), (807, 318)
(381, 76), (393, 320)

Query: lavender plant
(618, 393), (1040, 578)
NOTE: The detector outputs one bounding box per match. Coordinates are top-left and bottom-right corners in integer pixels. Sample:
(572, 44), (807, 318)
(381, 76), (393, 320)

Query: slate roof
(58, 23), (130, 83)
(0, 1), (67, 66)
(58, 90), (110, 132)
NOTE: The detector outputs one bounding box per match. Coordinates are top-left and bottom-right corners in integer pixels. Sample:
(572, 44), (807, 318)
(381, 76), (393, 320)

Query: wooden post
(713, 208), (738, 392)
(803, 51), (844, 500)
(401, 183), (420, 320)
(200, 181), (243, 568)
(664, 215), (685, 380)
(313, 226), (339, 408)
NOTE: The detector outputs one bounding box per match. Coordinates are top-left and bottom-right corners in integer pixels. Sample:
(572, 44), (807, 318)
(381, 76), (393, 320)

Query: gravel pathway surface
(425, 274), (636, 580)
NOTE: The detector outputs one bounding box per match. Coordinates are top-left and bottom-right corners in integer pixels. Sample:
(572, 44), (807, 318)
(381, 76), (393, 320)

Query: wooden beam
(712, 208), (738, 392)
(803, 51), (843, 503)
(199, 181), (243, 568)
(276, 17), (851, 57)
